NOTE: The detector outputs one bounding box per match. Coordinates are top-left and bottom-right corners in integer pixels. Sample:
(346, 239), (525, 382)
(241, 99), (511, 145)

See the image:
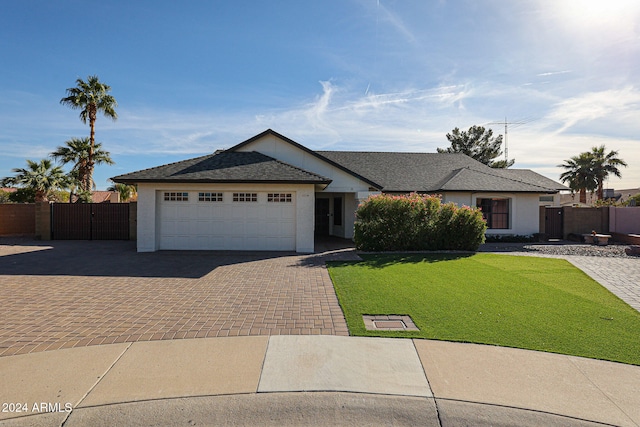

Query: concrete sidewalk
(1, 336), (638, 426)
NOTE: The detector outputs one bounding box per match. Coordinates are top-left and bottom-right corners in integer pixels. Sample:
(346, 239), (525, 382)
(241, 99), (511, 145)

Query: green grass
(327, 253), (640, 365)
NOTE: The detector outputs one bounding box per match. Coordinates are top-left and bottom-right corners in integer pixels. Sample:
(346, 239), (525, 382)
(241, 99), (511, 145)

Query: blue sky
(1, 0), (639, 191)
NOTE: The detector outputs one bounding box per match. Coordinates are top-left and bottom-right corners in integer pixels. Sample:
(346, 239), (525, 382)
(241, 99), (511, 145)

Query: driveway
(3, 239), (638, 358)
(0, 239), (356, 357)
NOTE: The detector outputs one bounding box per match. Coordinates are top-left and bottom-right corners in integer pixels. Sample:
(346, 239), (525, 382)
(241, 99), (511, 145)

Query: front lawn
(327, 253), (640, 365)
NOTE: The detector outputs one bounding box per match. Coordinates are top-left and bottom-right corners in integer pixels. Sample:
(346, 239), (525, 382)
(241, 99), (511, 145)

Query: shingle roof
(492, 169), (568, 191)
(112, 129), (566, 193)
(436, 167), (565, 193)
(316, 151), (566, 193)
(112, 151), (331, 184)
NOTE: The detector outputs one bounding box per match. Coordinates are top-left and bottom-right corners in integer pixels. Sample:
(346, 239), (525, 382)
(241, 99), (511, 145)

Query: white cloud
(509, 130), (639, 190)
(545, 87), (640, 134)
(377, 0), (417, 44)
(4, 79), (639, 190)
(536, 70), (572, 77)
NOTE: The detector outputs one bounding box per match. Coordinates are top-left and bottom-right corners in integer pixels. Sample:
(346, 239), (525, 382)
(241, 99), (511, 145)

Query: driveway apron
(0, 240), (352, 357)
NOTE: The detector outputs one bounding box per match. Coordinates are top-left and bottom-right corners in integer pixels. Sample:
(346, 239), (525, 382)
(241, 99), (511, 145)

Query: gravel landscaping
(479, 242), (637, 258)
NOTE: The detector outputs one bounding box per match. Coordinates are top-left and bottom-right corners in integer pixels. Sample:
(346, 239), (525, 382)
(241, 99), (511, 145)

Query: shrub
(354, 193), (487, 251)
(446, 205), (487, 250)
(626, 194), (640, 207)
(0, 190), (12, 203)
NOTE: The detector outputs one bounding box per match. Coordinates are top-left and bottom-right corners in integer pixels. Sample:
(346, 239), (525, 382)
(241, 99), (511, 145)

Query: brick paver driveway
(0, 239), (354, 357)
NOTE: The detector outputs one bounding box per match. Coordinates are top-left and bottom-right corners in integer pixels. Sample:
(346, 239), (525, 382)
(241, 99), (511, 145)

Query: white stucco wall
(294, 186), (315, 252)
(135, 182), (315, 253)
(136, 183), (158, 252)
(441, 192), (473, 207)
(235, 134), (371, 193)
(442, 192), (541, 236)
(343, 192), (359, 239)
(470, 192), (540, 236)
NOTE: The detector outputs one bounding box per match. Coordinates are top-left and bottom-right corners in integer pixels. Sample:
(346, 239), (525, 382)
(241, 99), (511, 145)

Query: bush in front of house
(354, 193), (487, 251)
(441, 204), (487, 250)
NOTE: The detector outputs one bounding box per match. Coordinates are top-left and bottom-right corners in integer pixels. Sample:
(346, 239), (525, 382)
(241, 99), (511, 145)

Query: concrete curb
(1, 336), (639, 426)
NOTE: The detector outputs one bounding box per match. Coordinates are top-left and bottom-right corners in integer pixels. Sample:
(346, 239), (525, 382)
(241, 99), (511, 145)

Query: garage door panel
(159, 191), (296, 251)
(228, 220), (244, 235)
(176, 205), (194, 219)
(245, 221), (259, 234)
(160, 220), (174, 235)
(245, 236), (260, 248)
(265, 236), (295, 250)
(265, 207), (282, 219)
(179, 219), (195, 235)
(194, 220), (212, 235)
(210, 220), (225, 234)
(265, 218), (294, 234)
(246, 206), (263, 219)
(162, 205), (179, 220)
(196, 205), (214, 219)
(193, 235), (209, 250)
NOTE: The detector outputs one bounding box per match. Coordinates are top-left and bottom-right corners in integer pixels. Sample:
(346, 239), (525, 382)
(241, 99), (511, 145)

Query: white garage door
(158, 191), (296, 251)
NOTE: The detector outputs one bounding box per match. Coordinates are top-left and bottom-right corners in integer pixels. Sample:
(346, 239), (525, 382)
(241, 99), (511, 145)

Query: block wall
(0, 204), (35, 236)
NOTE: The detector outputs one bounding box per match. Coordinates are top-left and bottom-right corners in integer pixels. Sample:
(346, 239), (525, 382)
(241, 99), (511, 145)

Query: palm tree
(60, 75), (117, 192)
(107, 182), (137, 202)
(589, 145), (627, 200)
(1, 159), (69, 202)
(51, 137), (114, 192)
(559, 152), (598, 204)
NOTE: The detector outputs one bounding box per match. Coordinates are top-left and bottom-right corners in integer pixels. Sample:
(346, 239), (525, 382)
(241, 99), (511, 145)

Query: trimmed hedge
(354, 193), (487, 251)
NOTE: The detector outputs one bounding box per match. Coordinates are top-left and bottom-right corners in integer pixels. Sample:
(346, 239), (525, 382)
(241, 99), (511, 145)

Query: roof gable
(113, 150), (331, 184)
(229, 129), (381, 189)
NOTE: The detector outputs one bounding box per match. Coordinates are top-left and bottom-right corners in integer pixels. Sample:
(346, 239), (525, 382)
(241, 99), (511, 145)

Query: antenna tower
(486, 117), (528, 163)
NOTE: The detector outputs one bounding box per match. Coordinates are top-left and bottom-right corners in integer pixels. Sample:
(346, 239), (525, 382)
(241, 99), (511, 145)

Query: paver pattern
(0, 239), (354, 357)
(1, 238), (638, 358)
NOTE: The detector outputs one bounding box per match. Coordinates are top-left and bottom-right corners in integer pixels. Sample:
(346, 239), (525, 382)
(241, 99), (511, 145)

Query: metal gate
(51, 203), (130, 240)
(545, 207), (563, 239)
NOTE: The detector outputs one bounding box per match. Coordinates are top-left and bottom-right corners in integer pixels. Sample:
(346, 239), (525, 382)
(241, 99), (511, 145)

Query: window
(333, 197), (342, 226)
(477, 198), (509, 229)
(199, 192), (223, 202)
(233, 193), (257, 202)
(164, 192), (189, 201)
(539, 195), (554, 203)
(267, 193), (292, 203)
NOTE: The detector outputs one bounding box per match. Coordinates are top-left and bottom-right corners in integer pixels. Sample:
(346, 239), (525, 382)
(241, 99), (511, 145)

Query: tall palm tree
(589, 145), (627, 200)
(1, 159), (69, 202)
(60, 75), (117, 191)
(559, 152), (598, 204)
(50, 137), (114, 192)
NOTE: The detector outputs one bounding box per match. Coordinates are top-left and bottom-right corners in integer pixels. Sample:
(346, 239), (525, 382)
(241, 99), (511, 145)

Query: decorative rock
(482, 243), (633, 258)
(625, 245), (640, 257)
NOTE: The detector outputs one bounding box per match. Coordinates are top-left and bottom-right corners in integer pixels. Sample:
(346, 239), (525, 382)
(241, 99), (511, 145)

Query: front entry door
(315, 198), (330, 235)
